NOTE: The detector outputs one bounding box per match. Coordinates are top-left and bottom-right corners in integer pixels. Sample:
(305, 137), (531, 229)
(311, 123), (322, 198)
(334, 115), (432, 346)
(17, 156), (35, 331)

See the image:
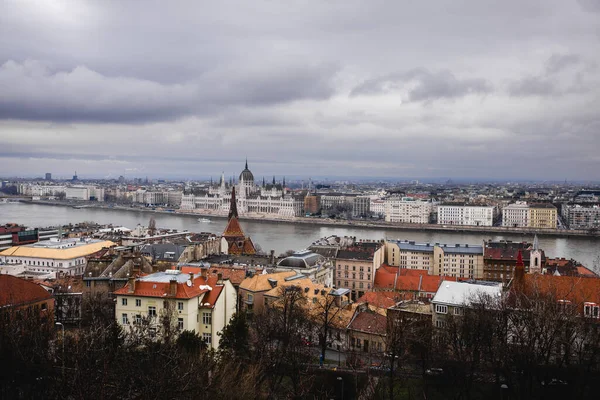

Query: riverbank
(21, 200), (600, 239)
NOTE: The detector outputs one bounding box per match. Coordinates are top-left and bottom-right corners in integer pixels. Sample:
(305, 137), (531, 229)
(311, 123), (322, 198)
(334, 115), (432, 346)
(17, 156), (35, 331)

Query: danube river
(1, 203), (599, 268)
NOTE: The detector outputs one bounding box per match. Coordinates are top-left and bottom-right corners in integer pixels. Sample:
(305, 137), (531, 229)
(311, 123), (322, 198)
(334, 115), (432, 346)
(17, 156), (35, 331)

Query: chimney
(270, 250), (275, 265)
(169, 278), (177, 297)
(128, 276), (135, 293)
(189, 272), (194, 281)
(217, 272), (223, 284)
(201, 268), (208, 280)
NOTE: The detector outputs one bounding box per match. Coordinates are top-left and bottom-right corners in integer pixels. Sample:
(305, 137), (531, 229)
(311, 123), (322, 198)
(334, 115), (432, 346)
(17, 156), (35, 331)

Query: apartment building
(562, 204), (600, 230)
(528, 203), (557, 229)
(384, 197), (436, 224)
(385, 240), (484, 279)
(437, 205), (495, 226)
(334, 242), (385, 301)
(502, 201), (529, 227)
(114, 270), (236, 350)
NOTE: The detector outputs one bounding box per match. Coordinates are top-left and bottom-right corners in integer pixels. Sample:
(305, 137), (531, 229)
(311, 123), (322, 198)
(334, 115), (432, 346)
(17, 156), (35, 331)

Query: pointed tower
(272, 176), (276, 185)
(262, 177), (265, 188)
(514, 250), (525, 286)
(228, 186), (239, 219)
(222, 187), (255, 255)
(529, 234), (542, 274)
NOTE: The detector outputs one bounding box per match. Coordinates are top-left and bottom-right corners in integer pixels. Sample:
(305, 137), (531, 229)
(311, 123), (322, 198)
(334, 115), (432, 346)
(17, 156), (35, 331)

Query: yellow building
(528, 204), (557, 229)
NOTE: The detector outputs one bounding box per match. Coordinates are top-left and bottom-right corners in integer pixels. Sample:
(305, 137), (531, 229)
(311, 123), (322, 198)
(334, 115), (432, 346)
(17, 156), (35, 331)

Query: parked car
(425, 368), (444, 377)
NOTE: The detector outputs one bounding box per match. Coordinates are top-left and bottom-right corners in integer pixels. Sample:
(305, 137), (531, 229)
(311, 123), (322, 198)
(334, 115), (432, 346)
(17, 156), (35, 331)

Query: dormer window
(584, 302), (599, 318)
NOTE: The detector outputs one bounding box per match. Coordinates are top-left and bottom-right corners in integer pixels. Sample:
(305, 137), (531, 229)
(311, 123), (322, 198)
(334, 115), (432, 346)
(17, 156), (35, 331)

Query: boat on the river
(198, 218), (211, 223)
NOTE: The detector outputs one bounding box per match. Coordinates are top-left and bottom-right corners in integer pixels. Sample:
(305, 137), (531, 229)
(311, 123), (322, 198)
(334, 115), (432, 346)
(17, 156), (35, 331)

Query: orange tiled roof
(374, 265), (458, 293)
(223, 217), (245, 237)
(114, 275), (219, 300)
(0, 275), (53, 308)
(355, 291), (399, 309)
(239, 271), (296, 292)
(348, 309), (387, 335)
(521, 274), (600, 306)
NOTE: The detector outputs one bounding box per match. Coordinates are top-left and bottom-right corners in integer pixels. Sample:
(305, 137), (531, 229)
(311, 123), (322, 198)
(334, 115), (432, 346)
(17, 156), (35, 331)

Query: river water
(1, 203), (599, 268)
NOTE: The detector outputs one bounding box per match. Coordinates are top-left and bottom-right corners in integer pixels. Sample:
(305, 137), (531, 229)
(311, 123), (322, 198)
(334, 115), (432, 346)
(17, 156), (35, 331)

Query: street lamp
(55, 322), (65, 374)
(337, 376), (343, 400)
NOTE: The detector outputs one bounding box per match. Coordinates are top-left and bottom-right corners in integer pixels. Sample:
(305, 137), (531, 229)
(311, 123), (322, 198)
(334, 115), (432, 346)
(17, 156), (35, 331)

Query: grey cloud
(350, 68), (492, 102)
(546, 54), (581, 74)
(578, 0), (600, 12)
(0, 60), (338, 123)
(508, 76), (556, 96)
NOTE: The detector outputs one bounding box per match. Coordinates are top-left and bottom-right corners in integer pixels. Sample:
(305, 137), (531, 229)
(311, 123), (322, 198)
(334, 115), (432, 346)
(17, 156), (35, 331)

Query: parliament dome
(239, 160), (254, 182)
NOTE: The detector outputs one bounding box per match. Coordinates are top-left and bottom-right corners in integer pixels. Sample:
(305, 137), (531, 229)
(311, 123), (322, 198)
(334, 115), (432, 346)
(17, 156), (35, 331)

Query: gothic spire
(245, 158), (248, 170)
(272, 175), (276, 185)
(283, 176), (286, 188)
(533, 234), (539, 251)
(228, 187), (239, 219)
(262, 176), (265, 187)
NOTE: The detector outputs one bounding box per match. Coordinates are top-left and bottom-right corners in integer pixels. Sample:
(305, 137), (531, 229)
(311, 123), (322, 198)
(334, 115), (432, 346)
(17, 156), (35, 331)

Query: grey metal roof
(389, 240), (482, 254)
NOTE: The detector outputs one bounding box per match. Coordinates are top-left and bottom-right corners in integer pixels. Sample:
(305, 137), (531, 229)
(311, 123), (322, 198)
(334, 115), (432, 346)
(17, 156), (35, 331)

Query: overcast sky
(1, 0), (599, 181)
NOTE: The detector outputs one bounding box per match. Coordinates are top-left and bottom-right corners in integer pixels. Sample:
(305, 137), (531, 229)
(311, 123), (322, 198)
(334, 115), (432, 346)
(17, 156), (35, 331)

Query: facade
(181, 162), (304, 218)
(352, 196), (371, 218)
(114, 270), (236, 350)
(528, 203), (557, 229)
(437, 205), (495, 226)
(0, 238), (116, 276)
(483, 238), (545, 282)
(347, 305), (387, 355)
(370, 199), (385, 218)
(320, 194), (354, 211)
(385, 240), (484, 279)
(334, 242), (385, 301)
(562, 204), (600, 230)
(502, 201), (530, 227)
(304, 195), (320, 215)
(0, 275), (54, 317)
(384, 197), (436, 224)
(431, 280), (502, 329)
(238, 271), (297, 315)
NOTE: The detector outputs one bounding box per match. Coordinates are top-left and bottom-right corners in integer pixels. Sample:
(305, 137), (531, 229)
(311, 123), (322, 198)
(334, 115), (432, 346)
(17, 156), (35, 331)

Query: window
(247, 293), (253, 302)
(435, 320), (447, 328)
(453, 307), (463, 316)
(148, 306), (156, 317)
(135, 314), (142, 324)
(203, 333), (212, 346)
(202, 312), (212, 325)
(584, 303), (600, 318)
(136, 299), (142, 307)
(177, 318), (184, 330)
(178, 301), (184, 311)
(435, 304), (448, 314)
(85, 281), (91, 288)
(41, 303), (47, 311)
(122, 313), (129, 324)
(122, 298), (127, 306)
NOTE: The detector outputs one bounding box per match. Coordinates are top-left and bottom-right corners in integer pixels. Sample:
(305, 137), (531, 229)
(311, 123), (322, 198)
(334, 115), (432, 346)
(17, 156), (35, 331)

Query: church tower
(222, 187), (256, 255)
(529, 234), (542, 274)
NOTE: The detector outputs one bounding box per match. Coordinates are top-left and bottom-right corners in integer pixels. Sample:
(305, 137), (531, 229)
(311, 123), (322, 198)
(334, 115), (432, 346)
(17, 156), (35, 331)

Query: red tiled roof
(223, 217), (245, 237)
(521, 274), (600, 306)
(576, 266), (598, 278)
(356, 291), (399, 309)
(199, 284), (223, 309)
(114, 275), (219, 299)
(348, 310), (387, 335)
(0, 275), (53, 308)
(374, 266), (458, 293)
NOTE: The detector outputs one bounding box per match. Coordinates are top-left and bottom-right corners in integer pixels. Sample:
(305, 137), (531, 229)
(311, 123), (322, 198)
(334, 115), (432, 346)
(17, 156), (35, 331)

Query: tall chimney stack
(128, 276), (136, 293)
(169, 278), (177, 297)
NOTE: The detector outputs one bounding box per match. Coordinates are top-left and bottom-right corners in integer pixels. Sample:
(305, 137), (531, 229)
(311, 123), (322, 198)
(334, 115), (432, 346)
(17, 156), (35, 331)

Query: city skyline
(1, 1), (599, 180)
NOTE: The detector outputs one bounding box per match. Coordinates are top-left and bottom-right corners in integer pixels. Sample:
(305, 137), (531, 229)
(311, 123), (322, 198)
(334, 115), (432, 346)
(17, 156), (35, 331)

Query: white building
(113, 270), (237, 350)
(431, 280), (502, 328)
(181, 162), (304, 218)
(0, 238), (116, 276)
(561, 204), (600, 230)
(370, 199), (385, 217)
(384, 197), (436, 224)
(437, 205), (495, 226)
(502, 202), (530, 227)
(65, 186), (90, 200)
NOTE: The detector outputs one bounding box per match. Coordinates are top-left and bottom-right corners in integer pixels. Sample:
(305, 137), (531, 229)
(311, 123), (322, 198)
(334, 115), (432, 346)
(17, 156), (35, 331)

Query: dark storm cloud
(0, 0), (599, 180)
(0, 60), (338, 123)
(350, 68), (492, 101)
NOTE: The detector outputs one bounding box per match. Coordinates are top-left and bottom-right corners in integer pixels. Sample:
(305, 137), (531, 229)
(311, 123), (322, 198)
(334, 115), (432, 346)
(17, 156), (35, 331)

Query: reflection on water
(1, 203), (599, 268)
